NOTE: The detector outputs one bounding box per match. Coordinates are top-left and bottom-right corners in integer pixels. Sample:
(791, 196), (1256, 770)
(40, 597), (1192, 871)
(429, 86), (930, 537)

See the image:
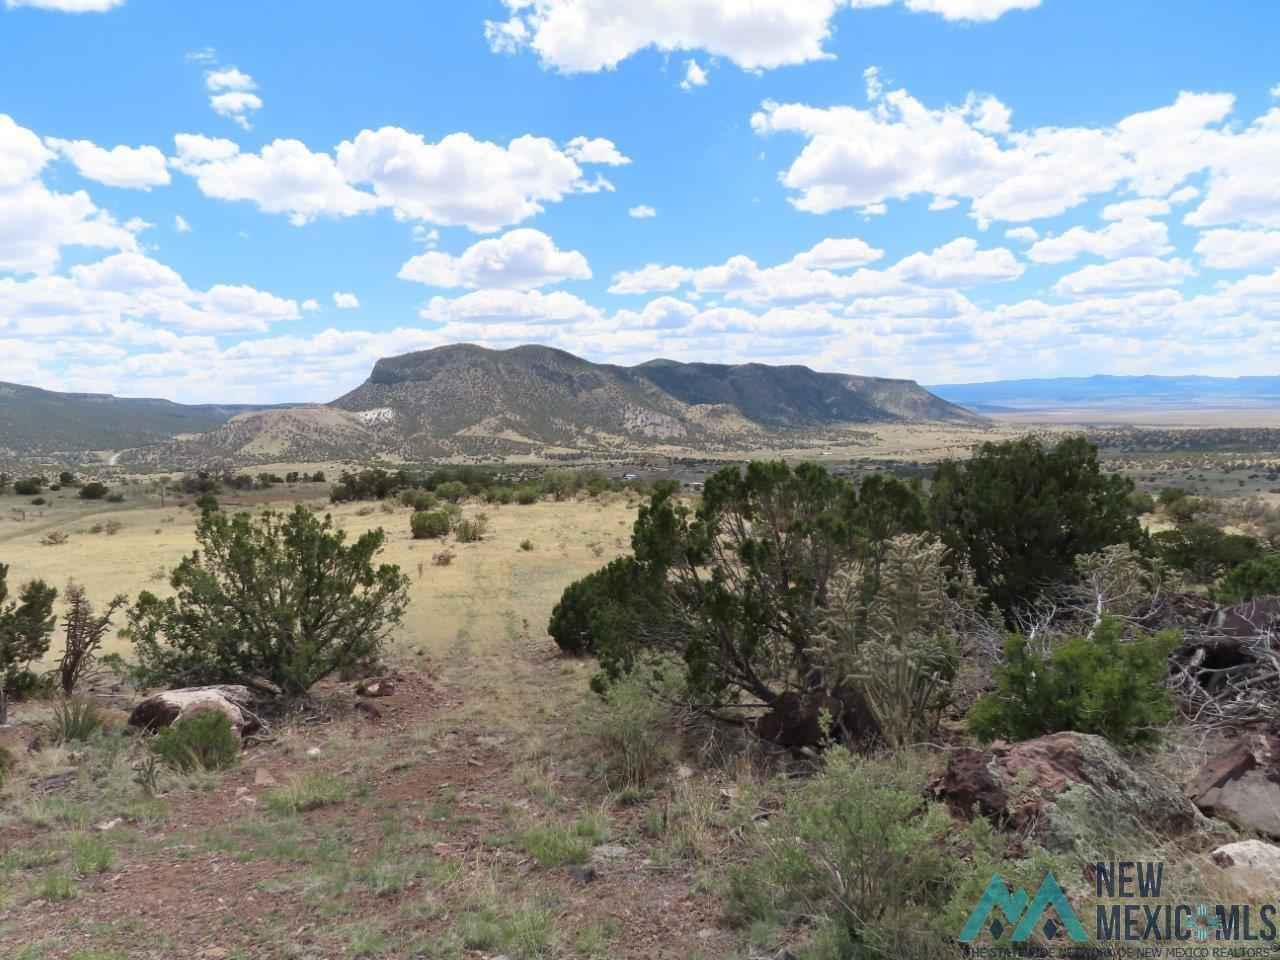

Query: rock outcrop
(1210, 840), (1280, 900)
(1185, 733), (1280, 837)
(129, 685), (258, 737)
(935, 732), (1203, 856)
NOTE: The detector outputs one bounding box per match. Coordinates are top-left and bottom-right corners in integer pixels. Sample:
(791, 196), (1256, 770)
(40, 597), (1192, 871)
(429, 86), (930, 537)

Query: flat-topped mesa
(27, 342), (981, 464)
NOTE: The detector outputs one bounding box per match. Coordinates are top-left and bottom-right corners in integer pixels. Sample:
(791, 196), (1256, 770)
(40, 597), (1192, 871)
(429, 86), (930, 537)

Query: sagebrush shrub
(969, 616), (1175, 746)
(453, 514), (488, 543)
(410, 510), (451, 540)
(728, 747), (1058, 960)
(578, 669), (680, 788)
(149, 711), (241, 772)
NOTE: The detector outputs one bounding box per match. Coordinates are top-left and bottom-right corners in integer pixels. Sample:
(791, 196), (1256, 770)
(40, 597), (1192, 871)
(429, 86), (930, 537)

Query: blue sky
(1, 0), (1278, 402)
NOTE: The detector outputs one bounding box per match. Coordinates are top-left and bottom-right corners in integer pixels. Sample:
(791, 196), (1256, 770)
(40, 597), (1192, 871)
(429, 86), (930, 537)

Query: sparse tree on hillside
(0, 564), (57, 724)
(126, 505), (410, 696)
(579, 462), (935, 743)
(928, 436), (1144, 617)
(79, 481), (109, 500)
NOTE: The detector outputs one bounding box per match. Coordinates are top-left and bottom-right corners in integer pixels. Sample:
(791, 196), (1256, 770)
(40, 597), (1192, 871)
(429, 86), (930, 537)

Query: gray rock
(1211, 840), (1280, 900)
(1186, 734), (1280, 837)
(129, 685), (257, 737)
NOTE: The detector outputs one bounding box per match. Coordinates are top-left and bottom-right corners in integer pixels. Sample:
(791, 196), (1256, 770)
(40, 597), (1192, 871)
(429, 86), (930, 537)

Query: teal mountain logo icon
(959, 872), (1089, 943)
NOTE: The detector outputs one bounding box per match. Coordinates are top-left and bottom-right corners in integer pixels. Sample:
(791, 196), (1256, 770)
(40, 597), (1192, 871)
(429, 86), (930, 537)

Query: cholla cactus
(815, 534), (975, 747)
(1074, 543), (1161, 625)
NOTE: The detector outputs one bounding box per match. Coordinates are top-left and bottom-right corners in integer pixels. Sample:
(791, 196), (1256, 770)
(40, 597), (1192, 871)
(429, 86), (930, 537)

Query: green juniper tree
(126, 505), (409, 696)
(0, 563), (58, 724)
(929, 436), (1144, 617)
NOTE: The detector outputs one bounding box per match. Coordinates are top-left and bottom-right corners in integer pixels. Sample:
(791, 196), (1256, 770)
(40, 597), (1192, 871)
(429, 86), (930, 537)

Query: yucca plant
(46, 697), (107, 744)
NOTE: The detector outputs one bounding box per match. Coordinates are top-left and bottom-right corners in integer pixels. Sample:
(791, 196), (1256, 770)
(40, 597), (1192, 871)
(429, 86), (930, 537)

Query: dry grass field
(3, 486), (775, 960)
(1, 485), (636, 667)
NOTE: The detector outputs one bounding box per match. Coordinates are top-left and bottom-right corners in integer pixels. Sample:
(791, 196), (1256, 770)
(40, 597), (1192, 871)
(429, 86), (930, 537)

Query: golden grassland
(0, 484), (637, 667)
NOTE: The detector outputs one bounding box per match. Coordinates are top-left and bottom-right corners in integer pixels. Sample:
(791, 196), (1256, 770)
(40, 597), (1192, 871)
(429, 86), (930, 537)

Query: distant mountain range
(0, 381), (276, 459)
(929, 375), (1280, 413)
(0, 344), (978, 463)
(173, 344), (977, 463)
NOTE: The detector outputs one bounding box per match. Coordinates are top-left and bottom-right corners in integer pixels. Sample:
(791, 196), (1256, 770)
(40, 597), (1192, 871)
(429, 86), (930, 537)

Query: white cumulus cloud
(681, 60), (709, 91)
(0, 115), (141, 274)
(485, 0), (1039, 74)
(48, 138), (170, 190)
(333, 291), (359, 309)
(171, 134), (381, 226)
(609, 236), (1018, 304)
(787, 236), (884, 269)
(172, 128), (617, 232)
(205, 65), (262, 129)
(1051, 256), (1193, 298)
(564, 136), (630, 166)
(1027, 218), (1171, 265)
(1100, 198), (1171, 221)
(398, 228), (591, 291)
(753, 86), (1246, 225)
(1194, 229), (1280, 270)
(335, 128), (606, 231)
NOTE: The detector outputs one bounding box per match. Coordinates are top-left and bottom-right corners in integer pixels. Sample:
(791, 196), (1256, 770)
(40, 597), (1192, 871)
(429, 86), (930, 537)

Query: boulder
(1210, 840), (1280, 900)
(128, 685), (257, 737)
(934, 732), (1203, 856)
(1185, 733), (1280, 837)
(355, 677), (394, 698)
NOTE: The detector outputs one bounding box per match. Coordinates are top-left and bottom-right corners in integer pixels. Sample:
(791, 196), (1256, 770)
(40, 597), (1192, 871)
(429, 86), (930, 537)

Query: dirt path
(0, 642), (746, 960)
